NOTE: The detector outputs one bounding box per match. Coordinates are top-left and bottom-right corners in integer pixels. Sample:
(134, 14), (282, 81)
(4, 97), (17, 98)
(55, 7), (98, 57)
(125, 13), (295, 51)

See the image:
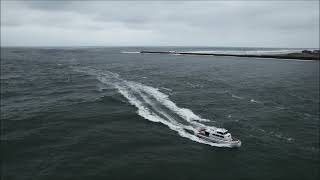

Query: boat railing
(232, 137), (240, 142)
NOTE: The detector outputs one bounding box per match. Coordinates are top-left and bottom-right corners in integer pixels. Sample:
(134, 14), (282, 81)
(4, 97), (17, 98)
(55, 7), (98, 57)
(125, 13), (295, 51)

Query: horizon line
(1, 45), (318, 49)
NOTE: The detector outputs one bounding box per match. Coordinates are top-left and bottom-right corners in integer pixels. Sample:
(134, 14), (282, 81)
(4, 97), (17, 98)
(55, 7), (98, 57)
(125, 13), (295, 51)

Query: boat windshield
(217, 131), (228, 135)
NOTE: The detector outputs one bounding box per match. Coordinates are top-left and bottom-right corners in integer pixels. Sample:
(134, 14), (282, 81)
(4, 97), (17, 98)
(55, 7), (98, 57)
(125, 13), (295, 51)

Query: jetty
(140, 50), (320, 60)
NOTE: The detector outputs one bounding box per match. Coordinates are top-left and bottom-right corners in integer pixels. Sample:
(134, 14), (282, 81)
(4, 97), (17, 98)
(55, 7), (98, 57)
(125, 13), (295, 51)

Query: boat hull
(196, 133), (241, 148)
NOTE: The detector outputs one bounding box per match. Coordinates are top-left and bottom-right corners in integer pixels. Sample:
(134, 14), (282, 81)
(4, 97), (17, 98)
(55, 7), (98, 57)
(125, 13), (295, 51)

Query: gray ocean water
(1, 47), (319, 180)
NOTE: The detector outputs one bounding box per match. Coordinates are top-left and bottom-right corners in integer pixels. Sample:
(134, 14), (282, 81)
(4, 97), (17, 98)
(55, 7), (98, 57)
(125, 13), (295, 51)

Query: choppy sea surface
(1, 47), (319, 180)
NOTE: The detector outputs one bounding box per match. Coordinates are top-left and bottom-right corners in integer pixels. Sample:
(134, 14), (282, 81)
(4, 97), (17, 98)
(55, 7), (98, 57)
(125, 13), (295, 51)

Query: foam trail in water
(138, 84), (210, 123)
(74, 67), (230, 147)
(160, 87), (173, 92)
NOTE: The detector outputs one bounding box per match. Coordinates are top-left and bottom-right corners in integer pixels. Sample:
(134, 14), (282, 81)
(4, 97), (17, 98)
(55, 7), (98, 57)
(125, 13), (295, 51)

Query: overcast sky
(1, 1), (319, 48)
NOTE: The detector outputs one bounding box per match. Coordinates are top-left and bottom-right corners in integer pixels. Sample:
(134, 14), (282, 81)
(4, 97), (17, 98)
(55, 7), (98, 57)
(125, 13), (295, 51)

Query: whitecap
(160, 87), (173, 92)
(231, 94), (244, 99)
(250, 99), (262, 104)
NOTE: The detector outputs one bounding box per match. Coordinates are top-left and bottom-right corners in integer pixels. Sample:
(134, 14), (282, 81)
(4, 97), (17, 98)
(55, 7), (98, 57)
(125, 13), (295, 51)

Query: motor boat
(195, 127), (241, 147)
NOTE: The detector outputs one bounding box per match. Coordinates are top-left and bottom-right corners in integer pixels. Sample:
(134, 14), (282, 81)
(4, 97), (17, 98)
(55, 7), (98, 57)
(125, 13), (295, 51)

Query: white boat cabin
(198, 128), (232, 141)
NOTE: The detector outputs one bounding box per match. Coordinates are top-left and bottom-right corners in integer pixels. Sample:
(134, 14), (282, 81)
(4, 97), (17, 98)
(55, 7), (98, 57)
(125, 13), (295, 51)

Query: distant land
(140, 49), (320, 60)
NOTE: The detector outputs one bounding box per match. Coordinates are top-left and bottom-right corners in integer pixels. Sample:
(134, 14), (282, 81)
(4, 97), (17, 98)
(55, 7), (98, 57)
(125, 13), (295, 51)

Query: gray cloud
(1, 0), (319, 48)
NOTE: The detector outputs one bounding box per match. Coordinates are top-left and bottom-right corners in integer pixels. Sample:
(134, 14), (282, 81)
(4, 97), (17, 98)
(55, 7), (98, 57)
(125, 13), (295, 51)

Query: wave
(254, 128), (294, 142)
(231, 93), (244, 100)
(74, 67), (231, 147)
(159, 87), (173, 92)
(250, 99), (262, 104)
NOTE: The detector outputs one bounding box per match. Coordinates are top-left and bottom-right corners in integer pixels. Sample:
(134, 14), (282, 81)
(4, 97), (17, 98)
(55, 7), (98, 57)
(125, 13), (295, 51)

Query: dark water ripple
(1, 47), (319, 180)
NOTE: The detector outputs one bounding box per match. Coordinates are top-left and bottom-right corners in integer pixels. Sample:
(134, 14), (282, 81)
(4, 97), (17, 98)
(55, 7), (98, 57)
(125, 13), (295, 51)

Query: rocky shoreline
(140, 50), (320, 60)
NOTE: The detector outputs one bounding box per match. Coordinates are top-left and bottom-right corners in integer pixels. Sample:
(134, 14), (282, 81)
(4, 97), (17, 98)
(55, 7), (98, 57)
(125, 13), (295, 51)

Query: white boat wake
(74, 67), (233, 147)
